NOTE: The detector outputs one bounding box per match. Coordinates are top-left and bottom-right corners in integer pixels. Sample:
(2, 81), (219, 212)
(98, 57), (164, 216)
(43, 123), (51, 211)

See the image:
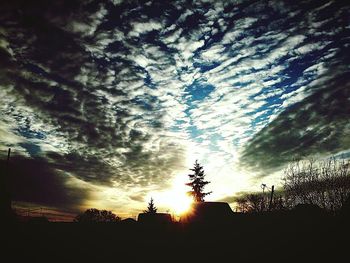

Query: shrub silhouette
(283, 158), (350, 211)
(235, 191), (285, 213)
(235, 158), (350, 213)
(74, 208), (121, 223)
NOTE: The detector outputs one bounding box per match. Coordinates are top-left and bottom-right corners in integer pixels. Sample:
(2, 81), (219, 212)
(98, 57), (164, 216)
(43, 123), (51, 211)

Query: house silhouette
(181, 201), (233, 223)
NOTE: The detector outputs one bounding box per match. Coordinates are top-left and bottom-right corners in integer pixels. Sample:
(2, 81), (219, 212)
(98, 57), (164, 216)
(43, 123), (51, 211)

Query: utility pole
(7, 148), (11, 163)
(1, 148), (12, 220)
(6, 148), (11, 213)
(268, 185), (275, 211)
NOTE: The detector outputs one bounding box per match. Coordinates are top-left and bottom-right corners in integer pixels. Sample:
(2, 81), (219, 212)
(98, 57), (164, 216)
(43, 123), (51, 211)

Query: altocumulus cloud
(0, 0), (349, 211)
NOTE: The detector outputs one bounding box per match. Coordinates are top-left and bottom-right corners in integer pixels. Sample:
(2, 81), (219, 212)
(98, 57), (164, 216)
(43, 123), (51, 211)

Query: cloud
(240, 67), (350, 173)
(129, 20), (163, 37)
(0, 155), (89, 210)
(0, 0), (349, 212)
(0, 0), (190, 209)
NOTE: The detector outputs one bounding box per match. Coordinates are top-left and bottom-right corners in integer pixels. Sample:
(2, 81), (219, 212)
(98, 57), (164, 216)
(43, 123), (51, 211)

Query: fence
(14, 207), (76, 222)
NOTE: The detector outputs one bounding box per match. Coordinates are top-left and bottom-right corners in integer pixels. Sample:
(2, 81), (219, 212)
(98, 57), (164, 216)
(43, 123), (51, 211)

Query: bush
(74, 208), (121, 223)
(283, 158), (350, 212)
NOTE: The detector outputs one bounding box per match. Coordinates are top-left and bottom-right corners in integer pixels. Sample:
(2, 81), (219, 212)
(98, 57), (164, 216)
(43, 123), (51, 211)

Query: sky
(0, 0), (349, 217)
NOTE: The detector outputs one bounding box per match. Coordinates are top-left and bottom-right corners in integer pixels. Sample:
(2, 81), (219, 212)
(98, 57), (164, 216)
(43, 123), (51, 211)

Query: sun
(164, 187), (193, 215)
(148, 175), (193, 216)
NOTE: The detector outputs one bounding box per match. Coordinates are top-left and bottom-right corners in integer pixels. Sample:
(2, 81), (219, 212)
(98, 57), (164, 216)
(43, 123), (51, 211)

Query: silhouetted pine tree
(144, 198), (157, 214)
(186, 160), (212, 202)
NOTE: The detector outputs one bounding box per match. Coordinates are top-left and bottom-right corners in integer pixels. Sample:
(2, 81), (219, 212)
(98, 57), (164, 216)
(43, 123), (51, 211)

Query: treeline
(235, 158), (350, 213)
(74, 208), (121, 223)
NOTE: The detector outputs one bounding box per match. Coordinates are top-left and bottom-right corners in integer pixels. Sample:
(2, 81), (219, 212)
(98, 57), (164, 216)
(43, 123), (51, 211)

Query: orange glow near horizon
(164, 188), (193, 215)
(148, 174), (193, 216)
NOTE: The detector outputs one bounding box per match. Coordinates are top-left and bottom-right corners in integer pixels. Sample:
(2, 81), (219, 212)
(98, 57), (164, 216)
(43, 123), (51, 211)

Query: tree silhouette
(74, 208), (121, 222)
(144, 198), (157, 214)
(186, 160), (211, 202)
(283, 158), (350, 211)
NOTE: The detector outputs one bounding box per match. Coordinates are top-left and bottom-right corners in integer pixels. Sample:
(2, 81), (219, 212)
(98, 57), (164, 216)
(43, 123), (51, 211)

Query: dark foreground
(3, 213), (349, 263)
